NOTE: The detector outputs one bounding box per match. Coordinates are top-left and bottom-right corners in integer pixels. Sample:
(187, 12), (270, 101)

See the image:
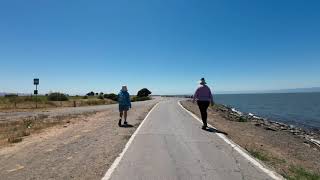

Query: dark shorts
(119, 105), (129, 112)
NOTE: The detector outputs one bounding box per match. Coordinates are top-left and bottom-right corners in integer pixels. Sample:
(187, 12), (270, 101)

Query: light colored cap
(121, 85), (128, 91)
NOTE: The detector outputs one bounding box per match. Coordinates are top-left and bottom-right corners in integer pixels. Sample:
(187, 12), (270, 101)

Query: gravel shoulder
(181, 100), (320, 179)
(0, 100), (158, 180)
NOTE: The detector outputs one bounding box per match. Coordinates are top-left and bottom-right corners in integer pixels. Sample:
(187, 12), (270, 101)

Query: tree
(95, 93), (99, 96)
(137, 88), (152, 97)
(86, 91), (95, 96)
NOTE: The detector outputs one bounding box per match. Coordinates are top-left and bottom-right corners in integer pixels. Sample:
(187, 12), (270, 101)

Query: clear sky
(0, 0), (319, 95)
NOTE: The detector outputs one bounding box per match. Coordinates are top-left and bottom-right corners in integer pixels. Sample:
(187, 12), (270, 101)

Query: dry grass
(0, 96), (116, 112)
(0, 112), (96, 146)
(0, 115), (63, 146)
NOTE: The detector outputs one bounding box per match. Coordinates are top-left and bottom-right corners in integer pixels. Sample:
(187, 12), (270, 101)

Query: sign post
(33, 78), (39, 108)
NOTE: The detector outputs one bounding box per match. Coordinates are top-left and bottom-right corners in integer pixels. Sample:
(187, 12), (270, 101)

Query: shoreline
(215, 103), (320, 148)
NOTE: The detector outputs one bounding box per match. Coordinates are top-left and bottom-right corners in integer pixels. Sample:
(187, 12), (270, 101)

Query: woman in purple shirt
(193, 78), (214, 130)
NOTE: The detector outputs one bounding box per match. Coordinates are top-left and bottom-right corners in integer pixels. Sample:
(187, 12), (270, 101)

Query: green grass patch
(238, 116), (248, 122)
(285, 166), (320, 180)
(247, 149), (270, 162)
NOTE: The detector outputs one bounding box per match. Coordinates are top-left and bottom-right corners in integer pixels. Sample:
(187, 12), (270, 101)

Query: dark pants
(197, 101), (210, 127)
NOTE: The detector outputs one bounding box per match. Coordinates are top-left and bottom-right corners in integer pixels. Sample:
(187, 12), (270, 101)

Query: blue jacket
(118, 90), (131, 107)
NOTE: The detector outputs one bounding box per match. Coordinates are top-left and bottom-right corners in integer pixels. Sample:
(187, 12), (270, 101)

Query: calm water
(214, 92), (320, 130)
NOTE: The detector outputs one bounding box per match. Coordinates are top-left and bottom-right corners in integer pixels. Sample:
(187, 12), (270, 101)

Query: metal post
(36, 85), (38, 109)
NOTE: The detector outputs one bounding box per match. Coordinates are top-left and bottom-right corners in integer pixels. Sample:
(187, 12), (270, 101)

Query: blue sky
(0, 0), (319, 95)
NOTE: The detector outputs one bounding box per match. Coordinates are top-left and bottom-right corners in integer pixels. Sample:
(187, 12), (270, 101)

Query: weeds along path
(0, 99), (159, 180)
(0, 98), (159, 122)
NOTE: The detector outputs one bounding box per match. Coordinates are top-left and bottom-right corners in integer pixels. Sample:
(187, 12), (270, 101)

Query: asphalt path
(106, 99), (278, 180)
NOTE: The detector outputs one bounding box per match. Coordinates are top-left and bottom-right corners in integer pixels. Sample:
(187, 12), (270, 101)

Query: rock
(280, 126), (288, 130)
(265, 127), (277, 131)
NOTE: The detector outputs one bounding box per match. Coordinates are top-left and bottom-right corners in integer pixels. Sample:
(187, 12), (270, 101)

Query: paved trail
(106, 99), (277, 180)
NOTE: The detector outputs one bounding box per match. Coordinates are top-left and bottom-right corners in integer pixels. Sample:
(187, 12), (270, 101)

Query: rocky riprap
(213, 103), (320, 149)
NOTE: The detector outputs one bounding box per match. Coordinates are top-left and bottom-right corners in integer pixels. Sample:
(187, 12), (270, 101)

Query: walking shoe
(202, 126), (207, 130)
(118, 119), (122, 127)
(124, 121), (128, 125)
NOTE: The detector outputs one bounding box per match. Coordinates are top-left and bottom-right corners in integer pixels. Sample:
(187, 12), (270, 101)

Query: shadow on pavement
(204, 127), (228, 135)
(121, 124), (134, 128)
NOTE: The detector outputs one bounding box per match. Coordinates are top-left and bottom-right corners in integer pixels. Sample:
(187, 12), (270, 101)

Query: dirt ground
(0, 101), (156, 180)
(181, 100), (320, 178)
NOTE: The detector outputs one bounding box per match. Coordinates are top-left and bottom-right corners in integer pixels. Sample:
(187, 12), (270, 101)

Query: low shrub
(131, 96), (151, 102)
(238, 116), (248, 122)
(5, 94), (18, 98)
(47, 93), (69, 101)
(98, 95), (104, 99)
(104, 93), (118, 101)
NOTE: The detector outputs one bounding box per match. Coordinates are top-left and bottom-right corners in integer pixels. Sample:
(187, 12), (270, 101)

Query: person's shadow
(121, 124), (134, 128)
(204, 127), (228, 135)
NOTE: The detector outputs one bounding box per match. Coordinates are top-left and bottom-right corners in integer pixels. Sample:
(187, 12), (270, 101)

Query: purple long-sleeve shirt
(193, 85), (213, 103)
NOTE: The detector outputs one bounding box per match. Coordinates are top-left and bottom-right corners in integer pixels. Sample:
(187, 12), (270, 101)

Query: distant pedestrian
(193, 78), (214, 130)
(118, 85), (132, 127)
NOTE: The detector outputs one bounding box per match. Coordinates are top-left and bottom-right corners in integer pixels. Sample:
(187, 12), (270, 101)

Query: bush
(238, 116), (248, 122)
(86, 91), (95, 96)
(131, 96), (151, 102)
(5, 94), (18, 98)
(137, 88), (152, 97)
(104, 93), (118, 101)
(98, 95), (104, 99)
(47, 93), (69, 101)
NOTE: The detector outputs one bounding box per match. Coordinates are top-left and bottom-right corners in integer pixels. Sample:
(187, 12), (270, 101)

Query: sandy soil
(0, 101), (157, 180)
(181, 100), (320, 177)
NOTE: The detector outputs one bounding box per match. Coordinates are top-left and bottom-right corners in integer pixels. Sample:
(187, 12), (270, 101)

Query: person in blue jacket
(118, 85), (132, 126)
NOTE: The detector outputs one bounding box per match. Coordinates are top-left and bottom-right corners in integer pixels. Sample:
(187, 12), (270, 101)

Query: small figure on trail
(118, 85), (132, 127)
(193, 78), (214, 130)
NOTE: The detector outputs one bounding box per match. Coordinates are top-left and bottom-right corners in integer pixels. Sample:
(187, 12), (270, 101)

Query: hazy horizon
(1, 87), (320, 96)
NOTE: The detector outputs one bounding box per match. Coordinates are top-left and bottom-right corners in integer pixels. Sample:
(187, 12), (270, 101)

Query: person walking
(193, 78), (214, 130)
(118, 85), (132, 127)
